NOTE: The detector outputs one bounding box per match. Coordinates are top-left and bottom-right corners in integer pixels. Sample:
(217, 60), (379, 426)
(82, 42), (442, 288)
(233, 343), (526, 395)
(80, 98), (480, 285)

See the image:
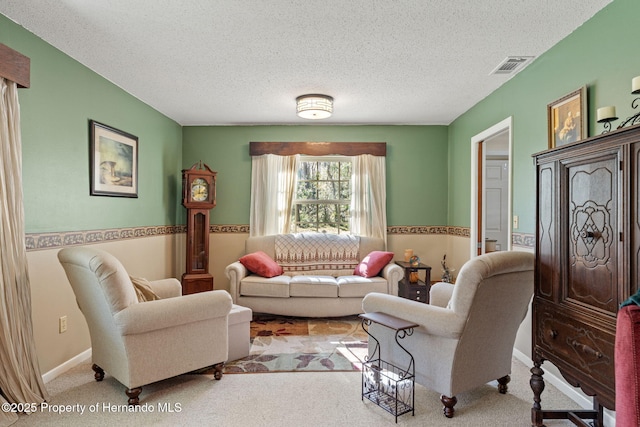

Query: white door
(484, 158), (509, 251)
(470, 117), (512, 259)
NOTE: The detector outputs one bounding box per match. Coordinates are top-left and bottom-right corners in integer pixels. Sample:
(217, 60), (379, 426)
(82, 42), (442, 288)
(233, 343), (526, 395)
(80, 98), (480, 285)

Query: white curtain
(0, 77), (50, 427)
(351, 154), (387, 244)
(249, 154), (299, 236)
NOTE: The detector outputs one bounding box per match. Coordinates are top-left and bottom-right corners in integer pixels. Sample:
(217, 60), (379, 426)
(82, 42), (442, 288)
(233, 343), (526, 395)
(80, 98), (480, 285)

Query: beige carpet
(10, 357), (580, 426)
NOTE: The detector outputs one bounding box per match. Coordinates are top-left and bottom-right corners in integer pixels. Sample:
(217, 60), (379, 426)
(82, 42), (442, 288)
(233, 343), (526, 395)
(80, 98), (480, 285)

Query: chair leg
(441, 395), (457, 418)
(126, 387), (142, 405)
(497, 375), (510, 394)
(92, 364), (104, 381)
(212, 362), (224, 380)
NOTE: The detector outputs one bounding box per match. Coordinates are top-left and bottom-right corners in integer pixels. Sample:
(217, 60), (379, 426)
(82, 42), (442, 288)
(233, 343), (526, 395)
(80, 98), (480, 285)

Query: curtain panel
(249, 154), (299, 236)
(350, 154), (387, 244)
(0, 77), (49, 427)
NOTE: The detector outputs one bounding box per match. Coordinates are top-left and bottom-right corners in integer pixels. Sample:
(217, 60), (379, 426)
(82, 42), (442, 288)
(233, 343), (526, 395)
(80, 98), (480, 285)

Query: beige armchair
(58, 247), (232, 405)
(362, 251), (534, 418)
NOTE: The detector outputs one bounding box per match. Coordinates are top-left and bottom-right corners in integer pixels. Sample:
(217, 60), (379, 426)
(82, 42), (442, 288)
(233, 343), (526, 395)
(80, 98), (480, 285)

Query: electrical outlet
(59, 316), (67, 333)
(513, 215), (519, 229)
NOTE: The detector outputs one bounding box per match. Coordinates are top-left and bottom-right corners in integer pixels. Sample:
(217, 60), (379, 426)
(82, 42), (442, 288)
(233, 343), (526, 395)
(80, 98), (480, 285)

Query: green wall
(181, 125), (449, 226)
(5, 0), (638, 234)
(447, 0), (640, 233)
(1, 14), (183, 233)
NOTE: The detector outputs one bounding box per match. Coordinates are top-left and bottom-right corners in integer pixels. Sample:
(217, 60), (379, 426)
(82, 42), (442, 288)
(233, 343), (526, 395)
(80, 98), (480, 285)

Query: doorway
(470, 117), (513, 258)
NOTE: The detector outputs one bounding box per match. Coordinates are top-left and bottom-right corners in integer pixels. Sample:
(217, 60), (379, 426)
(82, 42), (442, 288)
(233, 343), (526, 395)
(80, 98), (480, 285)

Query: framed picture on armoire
(547, 86), (587, 149)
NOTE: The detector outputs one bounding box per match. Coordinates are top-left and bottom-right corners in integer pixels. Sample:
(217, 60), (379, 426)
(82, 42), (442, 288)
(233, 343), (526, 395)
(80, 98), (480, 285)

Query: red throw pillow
(354, 251), (394, 278)
(239, 251), (284, 278)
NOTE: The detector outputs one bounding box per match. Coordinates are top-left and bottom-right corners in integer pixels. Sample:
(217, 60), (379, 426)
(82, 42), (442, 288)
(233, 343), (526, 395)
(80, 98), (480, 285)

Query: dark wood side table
(395, 261), (432, 304)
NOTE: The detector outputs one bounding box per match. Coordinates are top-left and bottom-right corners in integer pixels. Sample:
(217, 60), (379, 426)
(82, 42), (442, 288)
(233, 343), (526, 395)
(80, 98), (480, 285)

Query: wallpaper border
(26, 225), (186, 251)
(25, 225), (534, 251)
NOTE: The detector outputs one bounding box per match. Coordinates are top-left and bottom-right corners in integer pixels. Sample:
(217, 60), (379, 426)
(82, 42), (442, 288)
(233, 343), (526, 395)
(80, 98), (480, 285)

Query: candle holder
(616, 96), (640, 130)
(598, 116), (618, 134)
(597, 106), (618, 134)
(595, 76), (640, 133)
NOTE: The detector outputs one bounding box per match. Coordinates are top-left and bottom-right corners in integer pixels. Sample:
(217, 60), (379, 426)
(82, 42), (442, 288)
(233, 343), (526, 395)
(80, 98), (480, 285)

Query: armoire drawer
(535, 305), (615, 390)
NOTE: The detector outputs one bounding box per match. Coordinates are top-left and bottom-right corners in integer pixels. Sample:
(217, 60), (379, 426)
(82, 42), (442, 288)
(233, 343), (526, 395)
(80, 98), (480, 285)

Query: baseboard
(42, 349), (92, 384)
(512, 349), (616, 426)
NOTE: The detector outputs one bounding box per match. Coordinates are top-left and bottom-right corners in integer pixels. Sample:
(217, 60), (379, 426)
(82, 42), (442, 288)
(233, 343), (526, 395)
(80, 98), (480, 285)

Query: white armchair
(58, 247), (232, 404)
(362, 251), (534, 418)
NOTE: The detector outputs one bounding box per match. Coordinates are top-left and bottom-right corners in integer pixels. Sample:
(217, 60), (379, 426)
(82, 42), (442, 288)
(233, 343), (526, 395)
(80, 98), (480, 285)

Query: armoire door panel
(537, 164), (555, 299)
(566, 156), (619, 313)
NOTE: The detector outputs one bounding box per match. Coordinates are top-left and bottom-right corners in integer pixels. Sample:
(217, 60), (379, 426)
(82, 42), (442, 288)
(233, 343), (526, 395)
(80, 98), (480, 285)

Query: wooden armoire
(531, 123), (640, 426)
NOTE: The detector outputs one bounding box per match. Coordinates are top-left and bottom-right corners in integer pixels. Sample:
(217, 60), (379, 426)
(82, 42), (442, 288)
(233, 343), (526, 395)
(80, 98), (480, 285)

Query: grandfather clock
(181, 161), (216, 295)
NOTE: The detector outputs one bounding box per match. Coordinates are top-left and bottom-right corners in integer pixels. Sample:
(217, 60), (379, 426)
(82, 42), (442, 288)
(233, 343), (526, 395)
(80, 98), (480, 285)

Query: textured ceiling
(0, 1), (612, 126)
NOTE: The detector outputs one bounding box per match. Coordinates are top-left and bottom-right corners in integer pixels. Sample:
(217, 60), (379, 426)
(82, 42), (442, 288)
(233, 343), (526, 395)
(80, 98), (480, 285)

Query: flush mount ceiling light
(296, 94), (333, 119)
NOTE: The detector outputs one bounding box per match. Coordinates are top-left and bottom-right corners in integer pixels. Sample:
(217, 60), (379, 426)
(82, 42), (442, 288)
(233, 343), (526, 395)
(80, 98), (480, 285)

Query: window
(249, 142), (387, 240)
(291, 156), (351, 234)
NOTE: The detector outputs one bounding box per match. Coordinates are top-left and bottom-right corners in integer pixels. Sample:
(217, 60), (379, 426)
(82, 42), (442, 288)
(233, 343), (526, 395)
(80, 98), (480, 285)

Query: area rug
(223, 314), (368, 374)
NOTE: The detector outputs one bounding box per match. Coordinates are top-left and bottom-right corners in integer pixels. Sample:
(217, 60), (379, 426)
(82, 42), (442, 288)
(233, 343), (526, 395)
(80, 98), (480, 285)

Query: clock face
(190, 178), (209, 202)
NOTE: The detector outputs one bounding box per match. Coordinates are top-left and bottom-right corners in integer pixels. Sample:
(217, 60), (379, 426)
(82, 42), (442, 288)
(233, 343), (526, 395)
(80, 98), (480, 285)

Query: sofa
(225, 233), (403, 317)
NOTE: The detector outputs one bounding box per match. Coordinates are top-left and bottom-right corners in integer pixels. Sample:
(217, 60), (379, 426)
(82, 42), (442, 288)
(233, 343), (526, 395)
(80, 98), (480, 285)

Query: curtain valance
(250, 141), (386, 157)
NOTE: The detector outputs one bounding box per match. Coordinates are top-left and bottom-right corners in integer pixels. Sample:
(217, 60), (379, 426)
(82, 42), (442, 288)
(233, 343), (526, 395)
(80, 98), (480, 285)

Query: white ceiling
(0, 0), (612, 126)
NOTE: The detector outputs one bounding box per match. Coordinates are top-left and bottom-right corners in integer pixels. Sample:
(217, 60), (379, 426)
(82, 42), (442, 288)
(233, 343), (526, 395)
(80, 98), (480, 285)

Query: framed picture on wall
(89, 120), (138, 197)
(547, 86), (587, 148)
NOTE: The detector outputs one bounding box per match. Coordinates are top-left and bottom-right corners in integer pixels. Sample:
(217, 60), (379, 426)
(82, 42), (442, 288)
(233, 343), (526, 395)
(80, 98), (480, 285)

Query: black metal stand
(359, 312), (418, 423)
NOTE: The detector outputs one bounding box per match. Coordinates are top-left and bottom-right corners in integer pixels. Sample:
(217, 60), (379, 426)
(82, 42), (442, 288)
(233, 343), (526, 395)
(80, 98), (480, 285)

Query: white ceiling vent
(490, 56), (535, 75)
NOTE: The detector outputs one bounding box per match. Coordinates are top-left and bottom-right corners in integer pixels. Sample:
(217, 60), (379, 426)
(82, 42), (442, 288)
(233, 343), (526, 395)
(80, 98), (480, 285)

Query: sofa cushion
(239, 251), (284, 278)
(289, 275), (339, 297)
(354, 251), (394, 278)
(240, 275), (290, 298)
(337, 275), (388, 297)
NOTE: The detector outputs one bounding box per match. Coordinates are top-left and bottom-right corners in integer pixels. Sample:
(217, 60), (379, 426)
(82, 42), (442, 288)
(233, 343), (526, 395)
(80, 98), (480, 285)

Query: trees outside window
(292, 157), (351, 234)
